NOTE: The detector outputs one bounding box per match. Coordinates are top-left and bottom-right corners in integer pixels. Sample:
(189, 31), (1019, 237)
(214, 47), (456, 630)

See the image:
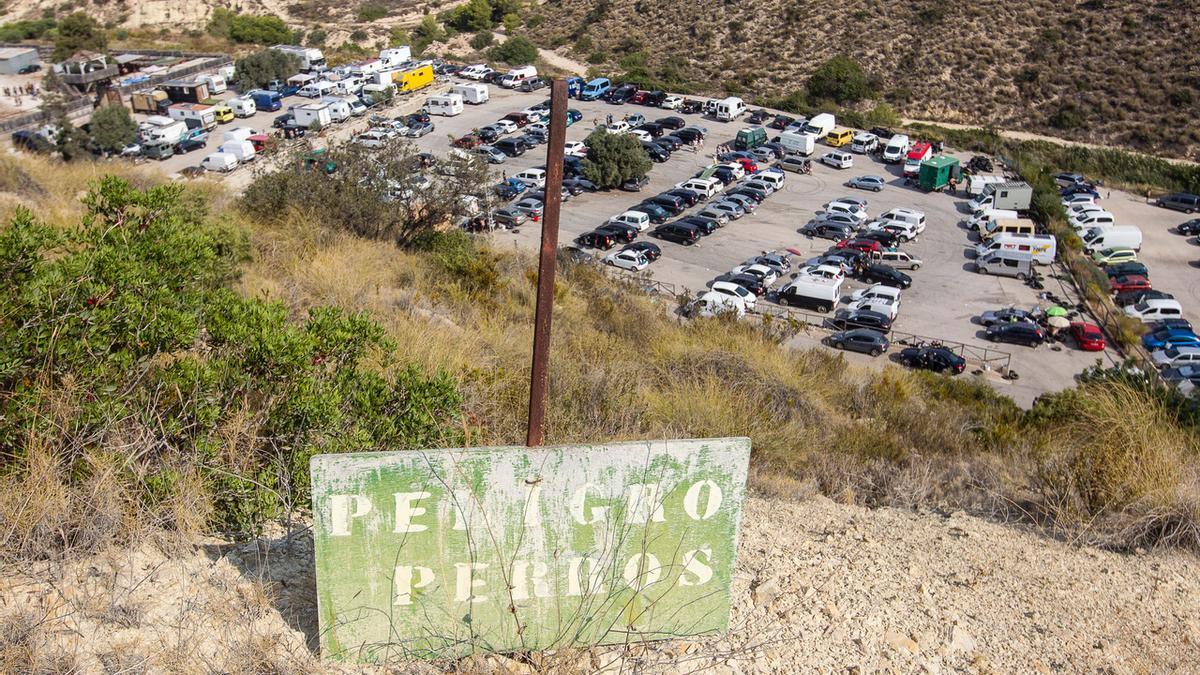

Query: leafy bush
(233, 49), (301, 90)
(806, 56), (872, 104)
(88, 104), (137, 154)
(51, 13), (106, 61)
(489, 35), (538, 65)
(356, 3), (389, 22)
(581, 130), (652, 189)
(210, 9), (294, 45)
(0, 18), (56, 42)
(469, 30), (494, 50)
(0, 178), (462, 544)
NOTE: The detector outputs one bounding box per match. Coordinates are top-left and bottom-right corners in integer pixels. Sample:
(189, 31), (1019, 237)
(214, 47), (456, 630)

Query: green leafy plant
(581, 130), (652, 189)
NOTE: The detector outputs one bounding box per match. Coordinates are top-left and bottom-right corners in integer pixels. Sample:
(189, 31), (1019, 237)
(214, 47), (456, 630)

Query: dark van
(493, 138), (527, 157)
(652, 223), (701, 245)
(1156, 192), (1200, 214)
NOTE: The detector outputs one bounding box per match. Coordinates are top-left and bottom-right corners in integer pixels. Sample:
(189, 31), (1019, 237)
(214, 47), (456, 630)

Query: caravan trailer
(426, 93), (464, 116)
(451, 83), (489, 105)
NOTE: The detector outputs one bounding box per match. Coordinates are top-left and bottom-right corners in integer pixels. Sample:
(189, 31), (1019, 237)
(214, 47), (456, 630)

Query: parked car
(801, 221), (856, 240)
(821, 151), (854, 169)
(1144, 327), (1200, 351)
(1156, 192), (1200, 214)
(835, 238), (882, 254)
(1114, 289), (1173, 307)
(898, 346), (966, 374)
(652, 222), (701, 245)
(1109, 275), (1152, 294)
(577, 230), (616, 250)
(656, 116), (686, 130)
(985, 322), (1046, 347)
(174, 137), (207, 154)
(677, 216), (718, 235)
(859, 264), (912, 289)
(605, 249), (650, 271)
(710, 280), (758, 309)
(493, 207), (528, 228)
(473, 145), (507, 164)
(1152, 346), (1200, 369)
(725, 273), (767, 296)
(980, 308), (1034, 326)
(1068, 322), (1106, 351)
(828, 309), (893, 332)
(857, 230), (901, 249)
(622, 241), (662, 261)
(1091, 247), (1138, 266)
(621, 175), (650, 191)
(1105, 262), (1150, 279)
(563, 176), (599, 193)
(1176, 218), (1200, 235)
(826, 329), (890, 356)
(847, 175), (886, 192)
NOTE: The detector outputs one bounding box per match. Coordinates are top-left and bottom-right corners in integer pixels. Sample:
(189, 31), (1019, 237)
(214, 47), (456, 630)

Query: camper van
(298, 80), (337, 99)
(975, 233), (1057, 265)
(976, 250), (1034, 279)
(319, 97), (352, 122)
(715, 97), (747, 122)
(882, 134), (910, 163)
(229, 96), (257, 118)
(426, 93), (464, 116)
(500, 65), (537, 88)
(271, 45), (326, 72)
(199, 73), (227, 95)
(379, 47), (412, 68)
(981, 217), (1037, 241)
(450, 83), (489, 105)
(778, 130), (815, 156)
(968, 208), (1018, 232)
(167, 103), (217, 132)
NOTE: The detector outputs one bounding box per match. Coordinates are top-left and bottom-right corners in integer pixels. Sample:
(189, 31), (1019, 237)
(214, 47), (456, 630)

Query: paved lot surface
(130, 82), (1200, 406)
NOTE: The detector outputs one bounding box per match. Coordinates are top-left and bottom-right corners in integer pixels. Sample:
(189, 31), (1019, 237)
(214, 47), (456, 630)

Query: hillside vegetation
(529, 0), (1200, 158)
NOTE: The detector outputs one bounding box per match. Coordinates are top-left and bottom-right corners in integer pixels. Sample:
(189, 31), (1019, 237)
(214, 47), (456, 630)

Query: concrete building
(0, 47), (39, 75)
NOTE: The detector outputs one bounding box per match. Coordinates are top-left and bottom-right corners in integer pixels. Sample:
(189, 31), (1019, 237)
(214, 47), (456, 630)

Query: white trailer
(379, 47), (412, 68)
(271, 45), (326, 72)
(293, 102), (333, 128)
(140, 116), (188, 147)
(425, 93), (463, 117)
(320, 96), (352, 122)
(778, 130), (815, 156)
(451, 83), (489, 105)
(167, 103), (217, 131)
(229, 96), (257, 118)
(198, 72), (227, 95)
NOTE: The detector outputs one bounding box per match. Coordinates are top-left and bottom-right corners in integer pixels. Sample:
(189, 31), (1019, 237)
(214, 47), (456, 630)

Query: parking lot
(134, 80), (1200, 406)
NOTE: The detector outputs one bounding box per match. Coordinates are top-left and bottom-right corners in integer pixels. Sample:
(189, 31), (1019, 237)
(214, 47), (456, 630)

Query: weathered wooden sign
(311, 437), (751, 662)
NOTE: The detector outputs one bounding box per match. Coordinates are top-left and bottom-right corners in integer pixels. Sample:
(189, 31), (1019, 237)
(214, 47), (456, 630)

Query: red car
(1069, 322), (1106, 351)
(452, 134), (482, 149)
(630, 90), (648, 104)
(735, 157), (758, 174)
(835, 238), (882, 253)
(502, 112), (530, 127)
(1109, 274), (1151, 294)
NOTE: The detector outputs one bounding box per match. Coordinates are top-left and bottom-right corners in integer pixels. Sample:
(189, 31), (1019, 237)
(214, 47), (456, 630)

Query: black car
(637, 123), (665, 138)
(828, 309), (893, 332)
(621, 175), (651, 191)
(518, 77), (547, 92)
(406, 112), (432, 125)
(652, 222), (701, 245)
(273, 113), (295, 128)
(665, 188), (700, 207)
(677, 216), (718, 235)
(174, 137), (207, 154)
(655, 135), (683, 151)
(634, 202), (670, 223)
(563, 156), (584, 178)
(484, 71), (505, 84)
(643, 91), (668, 107)
(648, 193), (686, 215)
(747, 109), (772, 124)
(493, 138), (527, 157)
(769, 115), (795, 130)
(17, 63), (41, 74)
(1114, 289), (1174, 307)
(801, 222), (856, 240)
(11, 130), (52, 153)
(761, 142), (786, 158)
(727, 187), (767, 203)
(860, 264), (912, 289)
(643, 142), (670, 163)
(563, 176), (599, 193)
(827, 329), (890, 356)
(898, 346), (966, 374)
(656, 116), (686, 130)
(857, 230), (901, 248)
(598, 222), (638, 243)
(985, 322), (1046, 347)
(723, 273), (766, 296)
(606, 84), (637, 104)
(675, 128), (703, 144)
(476, 126), (500, 143)
(869, 126), (896, 140)
(1104, 261), (1149, 278)
(1176, 219), (1200, 236)
(578, 230), (616, 249)
(710, 167), (738, 185)
(623, 241), (662, 261)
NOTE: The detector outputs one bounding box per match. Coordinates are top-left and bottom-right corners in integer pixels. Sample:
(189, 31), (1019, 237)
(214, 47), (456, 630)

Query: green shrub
(581, 130), (652, 189)
(807, 56), (872, 104)
(469, 30), (494, 50)
(489, 35), (538, 65)
(356, 3), (388, 22)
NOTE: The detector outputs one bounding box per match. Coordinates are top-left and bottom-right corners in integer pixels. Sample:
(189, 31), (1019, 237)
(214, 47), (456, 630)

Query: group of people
(4, 83), (38, 107)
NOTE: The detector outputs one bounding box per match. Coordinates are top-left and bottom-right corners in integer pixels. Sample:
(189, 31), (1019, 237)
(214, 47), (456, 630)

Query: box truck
(969, 181), (1033, 215)
(271, 45), (326, 72)
(779, 130), (815, 156)
(397, 64), (434, 93)
(451, 83), (489, 105)
(131, 89), (170, 115)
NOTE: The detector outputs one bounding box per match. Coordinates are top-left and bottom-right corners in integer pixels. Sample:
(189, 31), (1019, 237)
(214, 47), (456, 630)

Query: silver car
(815, 212), (861, 229)
(707, 200), (745, 219)
(847, 175), (886, 192)
(723, 194), (758, 213)
(473, 145), (506, 164)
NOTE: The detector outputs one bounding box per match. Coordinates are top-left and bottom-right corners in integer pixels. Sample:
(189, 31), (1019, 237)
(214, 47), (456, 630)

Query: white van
(1069, 210), (1116, 231)
(880, 208), (926, 234)
(715, 97), (746, 122)
(345, 97), (367, 116)
(201, 152), (238, 173)
(222, 127), (255, 144)
(778, 130), (814, 156)
(514, 168), (546, 188)
(451, 83), (489, 104)
(218, 140), (256, 164)
(229, 96), (257, 118)
(426, 93), (464, 116)
(755, 169), (786, 190)
(975, 233), (1057, 265)
(320, 97), (352, 122)
(609, 211), (651, 231)
(676, 177), (722, 198)
(298, 80), (336, 98)
(850, 132), (878, 153)
(802, 113), (835, 138)
(1082, 225), (1142, 253)
(981, 217), (1037, 241)
(1125, 298), (1184, 324)
(968, 208), (1018, 232)
(976, 250), (1033, 279)
(500, 65), (537, 88)
(882, 134), (910, 163)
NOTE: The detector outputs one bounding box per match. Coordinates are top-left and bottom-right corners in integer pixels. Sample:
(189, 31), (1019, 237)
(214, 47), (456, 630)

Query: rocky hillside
(6, 495), (1198, 672)
(529, 0), (1200, 158)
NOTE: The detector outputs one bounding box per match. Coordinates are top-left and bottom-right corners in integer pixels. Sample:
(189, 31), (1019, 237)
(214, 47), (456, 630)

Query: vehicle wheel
(818, 303), (831, 313)
(874, 187), (882, 192)
(1016, 273), (1027, 281)
(870, 348), (881, 357)
(911, 263), (921, 270)
(779, 297), (791, 307)
(978, 266), (988, 275)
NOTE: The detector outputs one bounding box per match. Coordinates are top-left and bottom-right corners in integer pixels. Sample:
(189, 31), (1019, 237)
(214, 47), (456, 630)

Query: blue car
(1143, 328), (1200, 351)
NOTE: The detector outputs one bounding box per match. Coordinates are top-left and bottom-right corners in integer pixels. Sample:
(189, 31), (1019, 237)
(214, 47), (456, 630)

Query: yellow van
(210, 104), (234, 124)
(981, 218), (1037, 241)
(825, 127), (854, 147)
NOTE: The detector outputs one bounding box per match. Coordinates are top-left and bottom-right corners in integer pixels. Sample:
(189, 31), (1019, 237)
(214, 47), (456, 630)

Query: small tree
(450, 0), (494, 32)
(234, 49), (301, 90)
(489, 35), (537, 65)
(807, 56), (872, 104)
(52, 13), (107, 61)
(581, 130), (651, 189)
(90, 104), (137, 154)
(469, 30), (494, 50)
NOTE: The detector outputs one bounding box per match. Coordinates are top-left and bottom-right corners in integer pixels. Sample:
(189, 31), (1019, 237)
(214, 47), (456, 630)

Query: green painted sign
(311, 437), (751, 662)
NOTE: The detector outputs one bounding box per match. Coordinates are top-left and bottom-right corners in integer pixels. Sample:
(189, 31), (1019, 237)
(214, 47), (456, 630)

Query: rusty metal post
(526, 79), (568, 447)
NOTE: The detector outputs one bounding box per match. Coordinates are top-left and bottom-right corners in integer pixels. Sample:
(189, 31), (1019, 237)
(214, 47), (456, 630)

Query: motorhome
(715, 97), (747, 122)
(903, 142), (933, 177)
(271, 45), (326, 72)
(379, 47), (412, 68)
(140, 116), (188, 147)
(975, 233), (1057, 265)
(426, 93), (464, 116)
(222, 127), (255, 144)
(298, 80), (337, 99)
(450, 83), (489, 104)
(345, 96), (367, 116)
(167, 103), (217, 132)
(229, 96), (256, 118)
(319, 96), (352, 122)
(967, 174), (1008, 196)
(882, 134), (910, 163)
(778, 130), (815, 156)
(198, 73), (227, 95)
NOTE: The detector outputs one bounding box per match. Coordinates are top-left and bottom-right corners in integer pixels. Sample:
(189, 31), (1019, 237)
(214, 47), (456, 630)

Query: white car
(1062, 193), (1096, 208)
(605, 249), (650, 271)
(527, 121), (550, 134)
(863, 219), (919, 241)
(718, 162), (746, 180)
(1124, 298), (1184, 323)
(605, 120), (630, 134)
(661, 95), (683, 110)
(629, 129), (653, 142)
(1152, 346), (1200, 368)
(564, 141), (588, 157)
(706, 201), (745, 220)
(710, 280), (757, 309)
(821, 151), (854, 169)
(730, 263), (778, 286)
(688, 291), (746, 318)
(354, 130), (391, 147)
(823, 200), (868, 224)
(848, 295), (899, 321)
(795, 263), (845, 282)
(850, 283), (902, 304)
(493, 119), (519, 134)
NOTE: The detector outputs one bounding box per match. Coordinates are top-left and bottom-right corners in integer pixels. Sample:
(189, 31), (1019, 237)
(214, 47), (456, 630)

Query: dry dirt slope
(529, 0), (1200, 159)
(5, 495), (1197, 672)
